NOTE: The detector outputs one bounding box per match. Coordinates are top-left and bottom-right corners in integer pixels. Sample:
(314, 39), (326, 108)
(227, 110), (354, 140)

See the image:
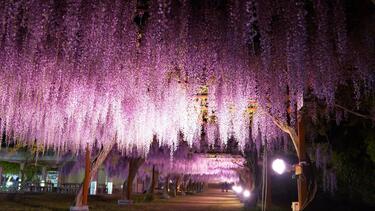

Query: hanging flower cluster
(0, 0), (373, 154)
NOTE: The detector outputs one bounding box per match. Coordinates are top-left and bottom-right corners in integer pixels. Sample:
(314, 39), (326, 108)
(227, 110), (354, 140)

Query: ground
(0, 188), (244, 211)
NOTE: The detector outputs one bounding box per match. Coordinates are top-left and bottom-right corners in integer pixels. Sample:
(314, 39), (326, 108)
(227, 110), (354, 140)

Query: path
(0, 187), (243, 211)
(143, 188), (243, 211)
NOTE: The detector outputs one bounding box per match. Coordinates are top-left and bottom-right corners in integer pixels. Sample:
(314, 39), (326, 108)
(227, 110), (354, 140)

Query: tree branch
(258, 106), (300, 158)
(335, 104), (375, 121)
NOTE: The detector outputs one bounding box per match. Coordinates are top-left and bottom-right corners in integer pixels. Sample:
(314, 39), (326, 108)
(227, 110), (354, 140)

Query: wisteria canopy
(0, 0), (374, 154)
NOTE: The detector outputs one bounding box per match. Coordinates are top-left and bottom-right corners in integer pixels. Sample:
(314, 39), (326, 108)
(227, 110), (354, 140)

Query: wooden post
(297, 113), (307, 211)
(82, 143), (91, 206)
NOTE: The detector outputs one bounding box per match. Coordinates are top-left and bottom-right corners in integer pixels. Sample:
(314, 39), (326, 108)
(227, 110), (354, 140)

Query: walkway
(148, 188), (243, 211)
(0, 187), (243, 211)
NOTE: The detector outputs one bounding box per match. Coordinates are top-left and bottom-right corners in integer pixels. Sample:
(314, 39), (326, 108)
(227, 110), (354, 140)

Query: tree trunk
(187, 179), (191, 192)
(122, 157), (144, 200)
(174, 176), (180, 196)
(164, 175), (170, 193)
(266, 156), (272, 208)
(126, 174), (133, 200)
(149, 165), (159, 194)
(74, 143), (114, 207)
(82, 145), (91, 206)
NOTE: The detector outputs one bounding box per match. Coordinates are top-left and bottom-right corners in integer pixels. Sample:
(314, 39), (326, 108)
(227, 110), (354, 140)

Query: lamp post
(271, 157), (308, 211)
(296, 114), (307, 211)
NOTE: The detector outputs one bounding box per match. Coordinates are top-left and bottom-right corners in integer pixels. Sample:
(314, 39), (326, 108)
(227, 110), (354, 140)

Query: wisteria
(312, 143), (337, 194)
(0, 0), (373, 155)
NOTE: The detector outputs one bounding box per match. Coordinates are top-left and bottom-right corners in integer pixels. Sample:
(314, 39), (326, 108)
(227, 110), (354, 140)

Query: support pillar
(292, 114), (307, 211)
(71, 144), (90, 211)
(297, 115), (307, 210)
(82, 144), (91, 206)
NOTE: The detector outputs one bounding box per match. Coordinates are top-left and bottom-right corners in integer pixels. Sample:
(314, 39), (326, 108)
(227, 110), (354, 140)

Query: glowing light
(90, 181), (97, 195)
(272, 159), (286, 175)
(243, 190), (251, 198)
(107, 182), (113, 195)
(5, 181), (13, 187)
(232, 185), (243, 193)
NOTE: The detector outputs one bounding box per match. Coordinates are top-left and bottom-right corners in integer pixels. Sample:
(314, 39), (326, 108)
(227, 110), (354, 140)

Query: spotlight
(243, 190), (250, 198)
(272, 158), (286, 175)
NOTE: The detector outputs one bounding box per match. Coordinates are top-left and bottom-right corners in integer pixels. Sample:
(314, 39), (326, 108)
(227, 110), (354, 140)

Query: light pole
(271, 157), (307, 211)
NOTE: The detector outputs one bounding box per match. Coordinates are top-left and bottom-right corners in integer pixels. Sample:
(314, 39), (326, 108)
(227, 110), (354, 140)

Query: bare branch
(335, 104), (375, 121)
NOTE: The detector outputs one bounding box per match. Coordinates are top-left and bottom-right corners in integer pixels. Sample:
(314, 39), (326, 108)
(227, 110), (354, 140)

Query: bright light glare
(243, 190), (250, 198)
(232, 185), (243, 193)
(5, 181), (13, 187)
(107, 182), (113, 194)
(272, 158), (286, 175)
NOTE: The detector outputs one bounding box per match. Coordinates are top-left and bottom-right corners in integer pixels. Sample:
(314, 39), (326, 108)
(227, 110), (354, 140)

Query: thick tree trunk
(74, 143), (114, 207)
(126, 174), (133, 200)
(122, 157), (144, 200)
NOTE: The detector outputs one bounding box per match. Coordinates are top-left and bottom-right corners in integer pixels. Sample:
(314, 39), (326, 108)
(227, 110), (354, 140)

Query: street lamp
(243, 190), (251, 198)
(272, 158), (287, 175)
(271, 158), (308, 211)
(271, 158), (304, 175)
